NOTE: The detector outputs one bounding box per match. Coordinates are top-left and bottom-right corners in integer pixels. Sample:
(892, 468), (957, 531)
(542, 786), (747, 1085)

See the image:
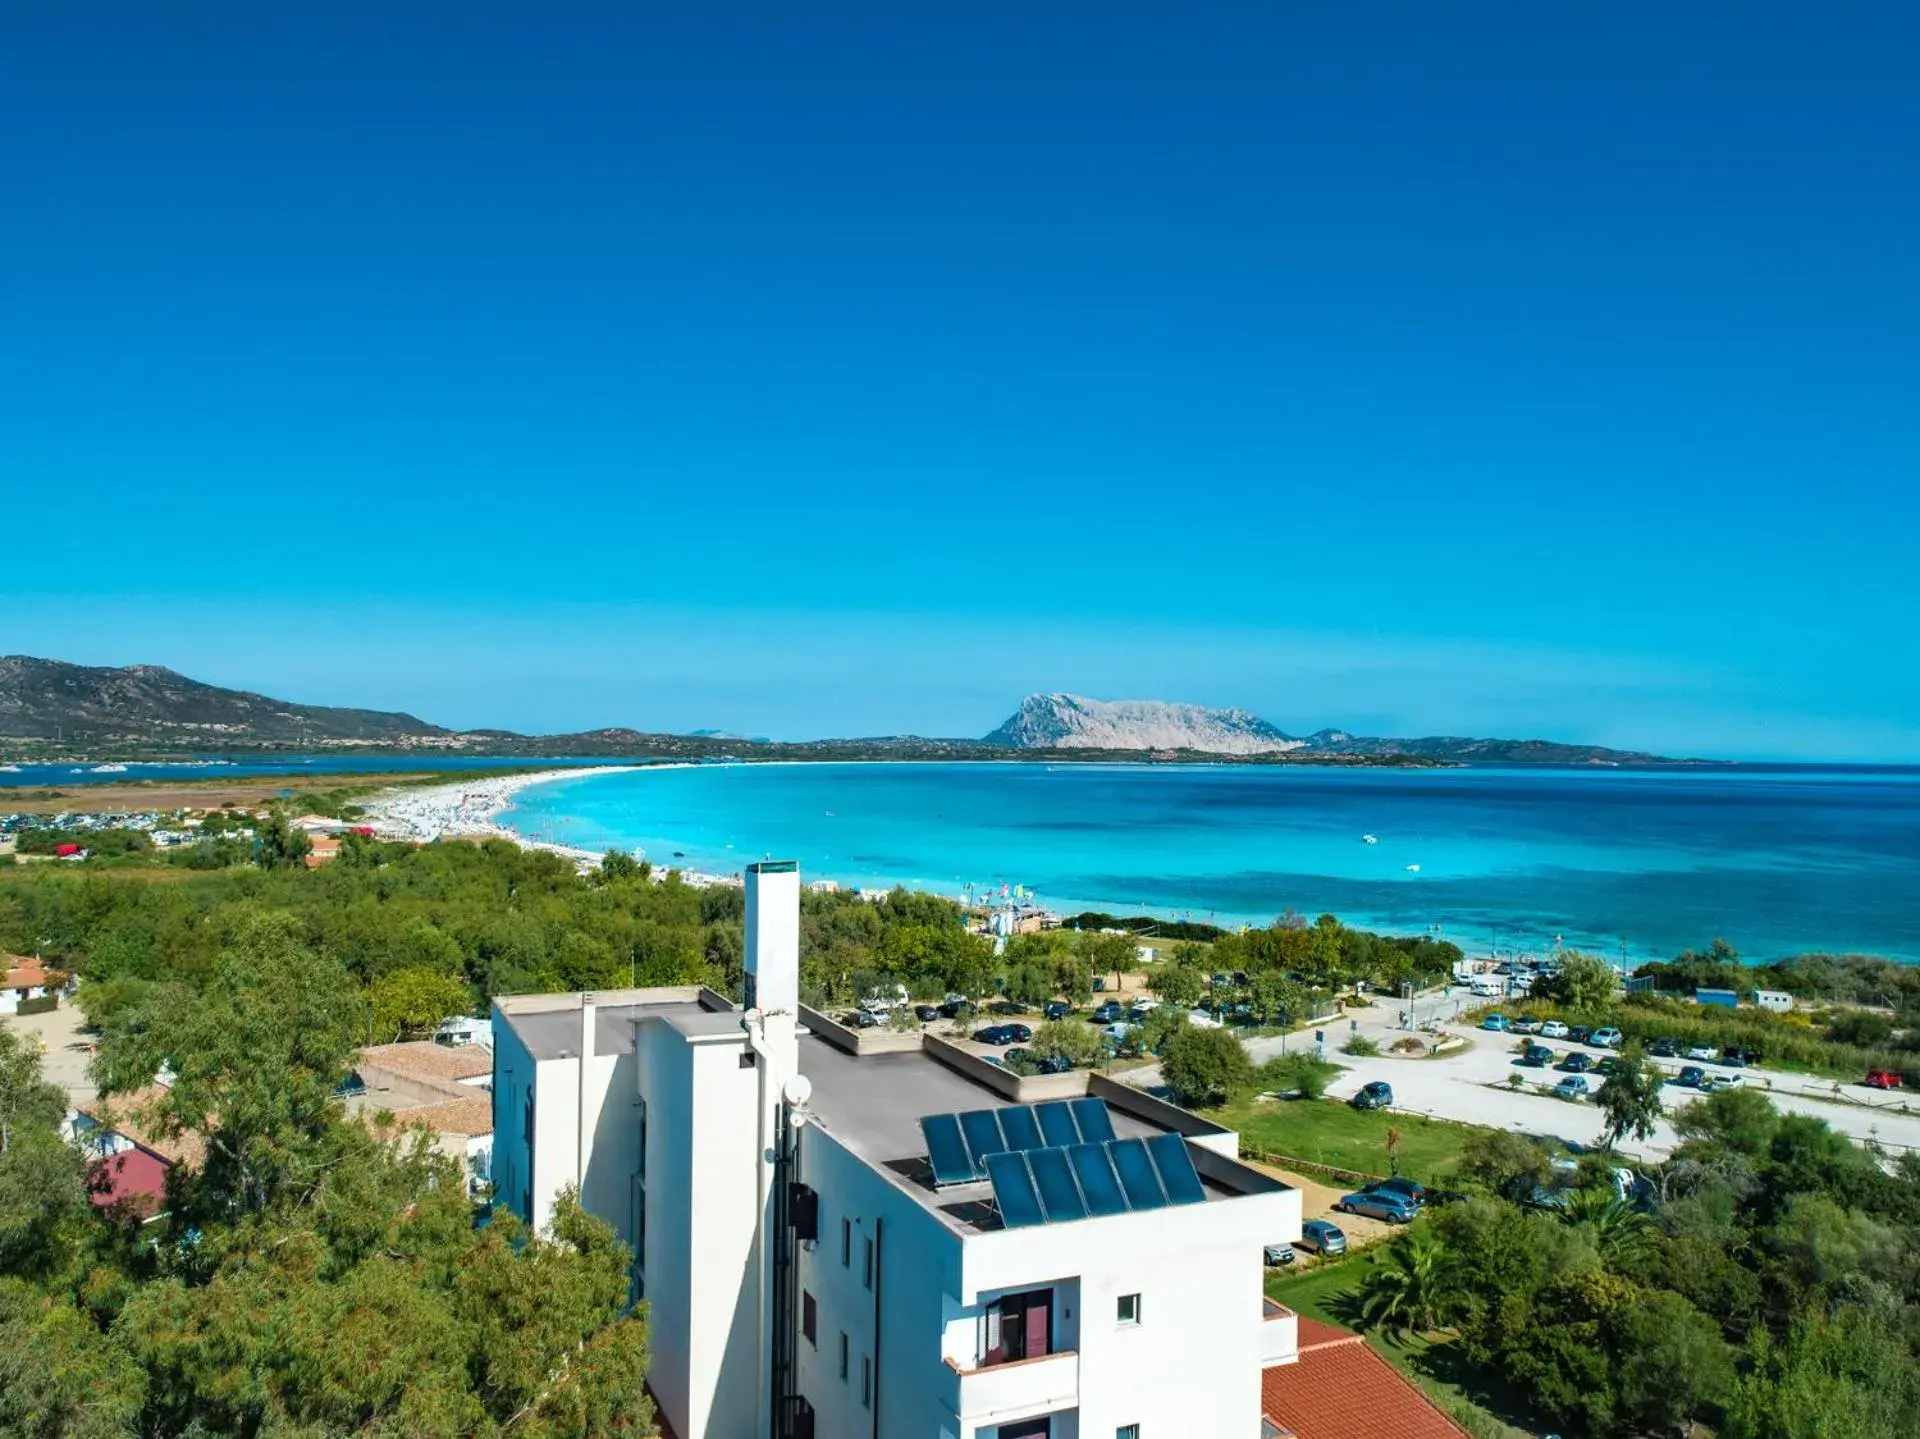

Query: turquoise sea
(500, 762), (1920, 964)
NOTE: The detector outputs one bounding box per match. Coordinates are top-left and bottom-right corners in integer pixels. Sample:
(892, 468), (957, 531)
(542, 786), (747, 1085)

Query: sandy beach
(360, 764), (740, 884)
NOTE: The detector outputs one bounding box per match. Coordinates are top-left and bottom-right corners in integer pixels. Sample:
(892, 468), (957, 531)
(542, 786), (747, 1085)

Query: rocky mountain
(984, 692), (1682, 765)
(986, 693), (1305, 755)
(0, 656), (445, 745)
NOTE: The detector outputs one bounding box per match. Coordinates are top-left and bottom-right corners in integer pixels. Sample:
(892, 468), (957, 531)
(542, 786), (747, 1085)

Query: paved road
(1128, 996), (1920, 1164)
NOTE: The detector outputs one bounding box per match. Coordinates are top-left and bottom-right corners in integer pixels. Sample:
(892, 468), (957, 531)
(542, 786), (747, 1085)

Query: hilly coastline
(0, 657), (1687, 766)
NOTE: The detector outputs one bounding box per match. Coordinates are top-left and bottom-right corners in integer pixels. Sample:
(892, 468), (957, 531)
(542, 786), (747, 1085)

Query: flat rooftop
(797, 1033), (1239, 1233)
(498, 993), (737, 1060)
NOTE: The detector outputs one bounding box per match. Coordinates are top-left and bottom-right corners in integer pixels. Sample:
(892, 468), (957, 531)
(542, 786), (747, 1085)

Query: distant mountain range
(0, 658), (1689, 766)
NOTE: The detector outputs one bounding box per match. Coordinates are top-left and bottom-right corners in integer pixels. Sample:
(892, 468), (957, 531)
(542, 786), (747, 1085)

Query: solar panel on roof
(1034, 1100), (1081, 1148)
(1069, 1096), (1117, 1144)
(1108, 1136), (1169, 1210)
(921, 1113), (980, 1187)
(1146, 1132), (1208, 1205)
(1027, 1146), (1089, 1222)
(1068, 1142), (1130, 1217)
(985, 1151), (1047, 1229)
(998, 1105), (1044, 1152)
(959, 1109), (1008, 1163)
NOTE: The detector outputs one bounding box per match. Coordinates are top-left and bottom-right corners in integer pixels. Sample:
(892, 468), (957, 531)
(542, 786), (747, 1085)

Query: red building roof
(88, 1147), (172, 1217)
(1262, 1319), (1470, 1439)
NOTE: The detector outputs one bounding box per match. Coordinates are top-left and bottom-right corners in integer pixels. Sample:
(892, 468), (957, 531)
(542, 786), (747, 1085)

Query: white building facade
(493, 861), (1303, 1439)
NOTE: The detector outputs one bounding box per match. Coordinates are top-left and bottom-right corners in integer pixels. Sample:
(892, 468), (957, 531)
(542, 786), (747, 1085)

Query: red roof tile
(88, 1147), (172, 1217)
(1262, 1320), (1470, 1439)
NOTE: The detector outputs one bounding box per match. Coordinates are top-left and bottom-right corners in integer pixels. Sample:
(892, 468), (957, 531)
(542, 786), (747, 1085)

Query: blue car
(1299, 1218), (1348, 1255)
(1336, 1190), (1419, 1223)
(1481, 1014), (1510, 1032)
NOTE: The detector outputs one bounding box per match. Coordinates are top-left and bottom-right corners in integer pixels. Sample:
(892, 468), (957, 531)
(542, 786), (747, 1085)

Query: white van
(1470, 976), (1505, 999)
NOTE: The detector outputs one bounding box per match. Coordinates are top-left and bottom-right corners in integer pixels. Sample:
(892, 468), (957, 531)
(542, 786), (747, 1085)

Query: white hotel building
(492, 861), (1329, 1439)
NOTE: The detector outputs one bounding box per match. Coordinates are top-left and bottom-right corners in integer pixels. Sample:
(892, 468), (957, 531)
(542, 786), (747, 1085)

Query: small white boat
(90, 763), (130, 774)
(0, 763), (21, 773)
(1404, 863), (1421, 873)
(1362, 833), (1378, 845)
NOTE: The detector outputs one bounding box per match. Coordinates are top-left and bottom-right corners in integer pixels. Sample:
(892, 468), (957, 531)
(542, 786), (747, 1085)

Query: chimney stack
(744, 861), (800, 1016)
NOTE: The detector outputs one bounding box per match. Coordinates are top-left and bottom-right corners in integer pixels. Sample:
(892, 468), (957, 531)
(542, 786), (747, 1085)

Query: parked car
(914, 1004), (941, 1022)
(1043, 1001), (1070, 1022)
(1337, 1190), (1419, 1223)
(938, 998), (976, 1019)
(1187, 1009), (1224, 1030)
(850, 1010), (881, 1029)
(1554, 1076), (1592, 1101)
(1697, 1074), (1741, 1093)
(972, 1023), (1031, 1046)
(1540, 1020), (1570, 1039)
(1590, 1027), (1624, 1049)
(1720, 1046), (1757, 1067)
(1365, 1177), (1427, 1208)
(1567, 1025), (1592, 1045)
(1518, 1044), (1553, 1068)
(1524, 1185), (1573, 1213)
(1351, 1081), (1394, 1111)
(1557, 1052), (1592, 1074)
(1676, 1065), (1707, 1087)
(1298, 1219), (1347, 1255)
(1092, 1000), (1125, 1024)
(1481, 1014), (1511, 1032)
(1102, 1022), (1134, 1044)
(1263, 1242), (1297, 1267)
(1126, 1005), (1153, 1023)
(1651, 1038), (1679, 1059)
(1684, 1043), (1716, 1062)
(1513, 1016), (1543, 1034)
(1866, 1069), (1903, 1090)
(1594, 1055), (1620, 1075)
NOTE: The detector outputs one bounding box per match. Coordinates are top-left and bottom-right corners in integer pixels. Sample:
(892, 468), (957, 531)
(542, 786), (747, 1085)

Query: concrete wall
(1090, 1072), (1241, 1157)
(793, 1123), (967, 1439)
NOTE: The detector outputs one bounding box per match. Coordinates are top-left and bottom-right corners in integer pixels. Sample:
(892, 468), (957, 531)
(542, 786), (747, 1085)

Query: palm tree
(1357, 1226), (1454, 1336)
(1562, 1185), (1653, 1264)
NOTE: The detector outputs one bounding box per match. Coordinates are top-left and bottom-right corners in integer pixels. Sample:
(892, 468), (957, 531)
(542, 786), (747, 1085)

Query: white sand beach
(359, 764), (739, 884)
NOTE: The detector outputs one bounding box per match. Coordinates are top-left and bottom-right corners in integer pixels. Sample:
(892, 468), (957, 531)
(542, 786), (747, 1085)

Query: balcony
(941, 1348), (1080, 1425)
(1261, 1299), (1299, 1367)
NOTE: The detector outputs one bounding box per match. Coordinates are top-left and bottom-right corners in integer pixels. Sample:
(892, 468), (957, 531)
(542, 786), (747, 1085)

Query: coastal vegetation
(1511, 943), (1920, 1083)
(0, 924), (654, 1438)
(1265, 1086), (1920, 1439)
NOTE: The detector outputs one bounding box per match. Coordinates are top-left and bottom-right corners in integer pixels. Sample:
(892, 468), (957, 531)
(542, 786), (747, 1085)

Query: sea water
(501, 762), (1920, 963)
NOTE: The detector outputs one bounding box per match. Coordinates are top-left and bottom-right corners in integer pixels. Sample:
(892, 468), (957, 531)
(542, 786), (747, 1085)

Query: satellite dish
(782, 1074), (813, 1107)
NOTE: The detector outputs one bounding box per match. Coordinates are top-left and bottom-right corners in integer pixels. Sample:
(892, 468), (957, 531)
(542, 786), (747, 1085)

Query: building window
(635, 1097), (647, 1178)
(860, 1356), (871, 1408)
(839, 1332), (848, 1380)
(842, 1218), (851, 1267)
(1117, 1427), (1140, 1439)
(802, 1291), (817, 1346)
(1117, 1293), (1141, 1325)
(862, 1236), (874, 1290)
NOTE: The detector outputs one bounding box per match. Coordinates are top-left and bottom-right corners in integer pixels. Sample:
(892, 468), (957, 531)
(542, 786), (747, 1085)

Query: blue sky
(4, 3), (1917, 759)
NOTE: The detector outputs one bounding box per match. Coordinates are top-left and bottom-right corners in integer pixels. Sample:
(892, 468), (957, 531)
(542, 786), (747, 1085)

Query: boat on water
(1404, 863), (1421, 873)
(90, 763), (130, 774)
(1362, 833), (1378, 844)
(0, 764), (21, 773)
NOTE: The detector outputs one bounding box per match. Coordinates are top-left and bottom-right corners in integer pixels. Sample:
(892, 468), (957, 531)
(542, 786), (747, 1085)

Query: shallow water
(501, 762), (1920, 963)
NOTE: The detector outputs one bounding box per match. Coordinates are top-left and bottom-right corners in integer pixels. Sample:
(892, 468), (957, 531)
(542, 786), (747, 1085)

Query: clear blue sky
(5, 3), (1917, 759)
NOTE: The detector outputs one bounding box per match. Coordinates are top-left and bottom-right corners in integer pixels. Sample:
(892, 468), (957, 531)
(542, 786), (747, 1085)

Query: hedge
(14, 994), (59, 1016)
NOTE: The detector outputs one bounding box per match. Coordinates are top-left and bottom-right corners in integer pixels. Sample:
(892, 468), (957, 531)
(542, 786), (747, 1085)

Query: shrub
(14, 995), (59, 1016)
(1342, 1033), (1381, 1057)
(1031, 1019), (1108, 1069)
(1258, 1052), (1340, 1100)
(1162, 1026), (1254, 1108)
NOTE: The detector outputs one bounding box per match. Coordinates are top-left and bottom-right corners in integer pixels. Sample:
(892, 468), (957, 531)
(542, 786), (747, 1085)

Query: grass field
(1211, 1097), (1483, 1182)
(1266, 1256), (1536, 1439)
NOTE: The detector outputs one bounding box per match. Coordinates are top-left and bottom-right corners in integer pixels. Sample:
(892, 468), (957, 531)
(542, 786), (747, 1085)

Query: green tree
(1453, 1129), (1552, 1201)
(93, 911), (365, 1217)
(1540, 950), (1618, 1011)
(1256, 1052), (1338, 1100)
(369, 967), (472, 1043)
(1030, 1020), (1107, 1069)
(255, 811), (312, 870)
(1248, 973), (1307, 1026)
(1084, 932), (1137, 989)
(1160, 1026), (1252, 1108)
(1674, 1083), (1780, 1158)
(1597, 1043), (1664, 1147)
(1149, 961), (1205, 1009)
(1359, 1226), (1455, 1335)
(1561, 1187), (1654, 1265)
(0, 1280), (147, 1437)
(1722, 1308), (1919, 1439)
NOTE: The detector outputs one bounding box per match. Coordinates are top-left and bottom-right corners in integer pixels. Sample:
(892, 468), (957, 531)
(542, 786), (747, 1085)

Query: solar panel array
(917, 1098), (1209, 1229)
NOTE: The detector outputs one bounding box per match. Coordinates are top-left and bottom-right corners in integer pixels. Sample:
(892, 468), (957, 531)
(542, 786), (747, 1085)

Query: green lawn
(1210, 1097), (1481, 1182)
(1266, 1255), (1538, 1439)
